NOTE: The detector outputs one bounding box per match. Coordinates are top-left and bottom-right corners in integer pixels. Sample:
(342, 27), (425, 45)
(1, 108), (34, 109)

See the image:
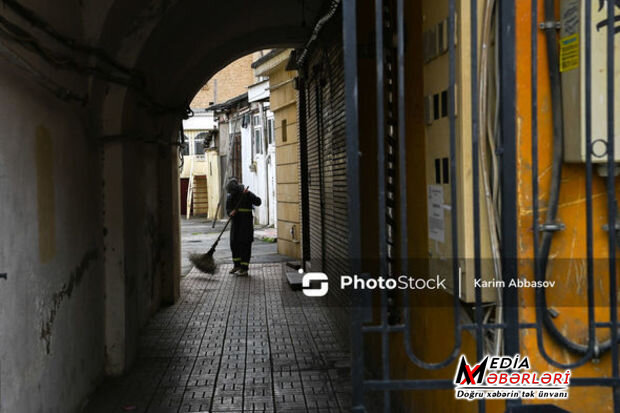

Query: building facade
(245, 80), (277, 227)
(253, 50), (302, 259)
(212, 91), (276, 227)
(180, 110), (216, 217)
(182, 53), (263, 219)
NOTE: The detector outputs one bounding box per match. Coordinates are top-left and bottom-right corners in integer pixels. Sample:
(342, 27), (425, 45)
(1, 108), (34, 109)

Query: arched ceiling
(97, 0), (328, 108)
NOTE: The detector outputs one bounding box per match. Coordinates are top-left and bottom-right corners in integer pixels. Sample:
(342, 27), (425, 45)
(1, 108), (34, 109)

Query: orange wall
(515, 1), (620, 411)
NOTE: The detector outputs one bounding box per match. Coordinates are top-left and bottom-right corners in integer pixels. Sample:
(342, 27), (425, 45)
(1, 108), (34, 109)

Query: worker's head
(226, 178), (241, 194)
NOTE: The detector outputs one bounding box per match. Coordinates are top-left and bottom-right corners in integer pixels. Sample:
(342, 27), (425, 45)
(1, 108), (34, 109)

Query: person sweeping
(226, 178), (261, 276)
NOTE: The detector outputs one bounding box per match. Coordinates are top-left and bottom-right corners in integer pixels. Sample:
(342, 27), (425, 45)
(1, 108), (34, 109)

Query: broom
(189, 187), (247, 274)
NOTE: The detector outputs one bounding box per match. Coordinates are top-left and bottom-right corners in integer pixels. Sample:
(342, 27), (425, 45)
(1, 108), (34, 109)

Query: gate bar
(342, 0), (365, 412)
(374, 0), (391, 410)
(498, 0), (520, 358)
(605, 0), (619, 410)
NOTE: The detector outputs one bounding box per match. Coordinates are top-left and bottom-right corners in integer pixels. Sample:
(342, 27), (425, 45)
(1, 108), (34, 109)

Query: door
(180, 178), (189, 217)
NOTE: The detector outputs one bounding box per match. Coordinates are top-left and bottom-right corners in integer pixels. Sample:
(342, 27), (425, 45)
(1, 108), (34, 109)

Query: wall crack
(40, 249), (99, 354)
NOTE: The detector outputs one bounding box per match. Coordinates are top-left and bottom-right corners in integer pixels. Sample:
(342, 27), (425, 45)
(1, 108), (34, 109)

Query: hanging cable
(537, 0), (620, 356)
(0, 39), (87, 104)
(0, 15), (140, 87)
(1, 0), (137, 77)
(295, 0), (340, 67)
(479, 0), (503, 355)
(0, 12), (189, 116)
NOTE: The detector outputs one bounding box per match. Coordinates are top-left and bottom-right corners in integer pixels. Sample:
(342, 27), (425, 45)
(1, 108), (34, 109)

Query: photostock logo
(301, 270), (329, 297)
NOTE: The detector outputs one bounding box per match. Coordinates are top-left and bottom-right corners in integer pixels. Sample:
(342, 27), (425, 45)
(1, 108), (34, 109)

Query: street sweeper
(226, 178), (261, 276)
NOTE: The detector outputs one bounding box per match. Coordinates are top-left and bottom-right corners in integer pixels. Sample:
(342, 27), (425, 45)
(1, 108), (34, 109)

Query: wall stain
(146, 212), (163, 302)
(36, 125), (56, 262)
(40, 249), (99, 354)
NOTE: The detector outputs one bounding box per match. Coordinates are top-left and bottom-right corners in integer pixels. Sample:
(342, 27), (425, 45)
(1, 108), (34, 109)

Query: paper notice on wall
(427, 185), (445, 243)
(559, 33), (579, 72)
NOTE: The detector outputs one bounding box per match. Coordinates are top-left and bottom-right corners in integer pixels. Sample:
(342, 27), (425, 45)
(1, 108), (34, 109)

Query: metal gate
(342, 0), (620, 411)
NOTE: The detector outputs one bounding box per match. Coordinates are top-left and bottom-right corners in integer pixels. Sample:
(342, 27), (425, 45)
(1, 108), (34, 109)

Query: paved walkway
(85, 263), (351, 413)
(181, 218), (289, 276)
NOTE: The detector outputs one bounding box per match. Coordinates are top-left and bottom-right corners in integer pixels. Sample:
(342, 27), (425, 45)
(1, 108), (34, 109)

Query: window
(281, 119), (287, 142)
(267, 118), (275, 144)
(193, 136), (205, 156)
(254, 128), (262, 154)
(253, 112), (263, 155)
(196, 131), (212, 149)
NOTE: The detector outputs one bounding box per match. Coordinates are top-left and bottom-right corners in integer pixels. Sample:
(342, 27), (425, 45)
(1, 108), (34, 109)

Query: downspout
(261, 102), (271, 225)
(296, 0), (341, 67)
(298, 75), (311, 267)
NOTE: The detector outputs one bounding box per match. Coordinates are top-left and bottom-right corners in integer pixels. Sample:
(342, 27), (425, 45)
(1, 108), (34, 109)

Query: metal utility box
(560, 0), (620, 163)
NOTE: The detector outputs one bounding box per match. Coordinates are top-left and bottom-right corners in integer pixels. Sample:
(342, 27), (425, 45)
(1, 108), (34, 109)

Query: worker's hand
(230, 210), (237, 217)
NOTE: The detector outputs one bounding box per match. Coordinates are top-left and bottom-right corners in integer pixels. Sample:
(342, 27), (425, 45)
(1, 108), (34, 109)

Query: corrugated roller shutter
(303, 36), (350, 310)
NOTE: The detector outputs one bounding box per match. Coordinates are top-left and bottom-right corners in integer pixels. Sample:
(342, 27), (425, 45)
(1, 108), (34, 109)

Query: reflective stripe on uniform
(237, 208), (252, 212)
(240, 262), (249, 266)
(233, 258), (241, 261)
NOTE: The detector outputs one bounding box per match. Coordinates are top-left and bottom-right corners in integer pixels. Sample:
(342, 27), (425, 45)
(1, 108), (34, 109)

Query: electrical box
(422, 0), (496, 303)
(560, 0), (620, 163)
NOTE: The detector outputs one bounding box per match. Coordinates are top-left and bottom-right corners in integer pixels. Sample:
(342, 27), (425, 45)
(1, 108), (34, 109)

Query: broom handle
(210, 187), (248, 249)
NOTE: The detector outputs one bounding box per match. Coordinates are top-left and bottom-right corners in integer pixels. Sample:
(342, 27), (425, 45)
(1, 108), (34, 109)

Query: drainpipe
(296, 0), (341, 67)
(261, 102), (270, 225)
(186, 137), (195, 219)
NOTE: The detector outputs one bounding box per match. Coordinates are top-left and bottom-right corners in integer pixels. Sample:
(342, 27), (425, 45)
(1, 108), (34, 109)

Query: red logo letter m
(454, 356), (488, 385)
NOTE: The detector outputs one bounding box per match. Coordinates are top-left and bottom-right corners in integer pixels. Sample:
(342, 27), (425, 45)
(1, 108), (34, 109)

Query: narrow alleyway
(84, 262), (351, 413)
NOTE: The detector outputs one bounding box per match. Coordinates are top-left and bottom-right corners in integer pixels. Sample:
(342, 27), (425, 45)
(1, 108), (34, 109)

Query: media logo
(454, 355), (570, 401)
(301, 270), (329, 297)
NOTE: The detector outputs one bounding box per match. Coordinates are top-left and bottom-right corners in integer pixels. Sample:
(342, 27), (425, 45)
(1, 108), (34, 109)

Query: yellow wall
(206, 149), (222, 219)
(257, 51), (302, 259)
(180, 130), (208, 179)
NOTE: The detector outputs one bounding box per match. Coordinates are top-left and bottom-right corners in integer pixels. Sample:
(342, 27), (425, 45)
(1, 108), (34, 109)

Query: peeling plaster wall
(0, 58), (104, 413)
(122, 141), (166, 367)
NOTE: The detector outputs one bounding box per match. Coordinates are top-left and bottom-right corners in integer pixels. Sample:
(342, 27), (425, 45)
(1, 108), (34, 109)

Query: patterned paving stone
(84, 263), (351, 413)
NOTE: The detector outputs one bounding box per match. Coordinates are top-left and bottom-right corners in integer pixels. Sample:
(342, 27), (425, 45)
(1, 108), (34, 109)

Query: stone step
(286, 269), (303, 291)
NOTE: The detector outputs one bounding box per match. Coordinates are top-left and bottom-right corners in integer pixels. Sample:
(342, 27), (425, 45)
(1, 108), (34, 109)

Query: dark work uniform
(226, 189), (262, 270)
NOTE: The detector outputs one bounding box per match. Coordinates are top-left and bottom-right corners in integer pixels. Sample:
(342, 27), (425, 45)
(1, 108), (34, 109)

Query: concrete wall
(0, 59), (104, 413)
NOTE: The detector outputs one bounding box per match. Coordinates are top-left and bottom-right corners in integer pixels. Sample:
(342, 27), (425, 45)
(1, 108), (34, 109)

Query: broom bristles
(189, 251), (217, 274)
